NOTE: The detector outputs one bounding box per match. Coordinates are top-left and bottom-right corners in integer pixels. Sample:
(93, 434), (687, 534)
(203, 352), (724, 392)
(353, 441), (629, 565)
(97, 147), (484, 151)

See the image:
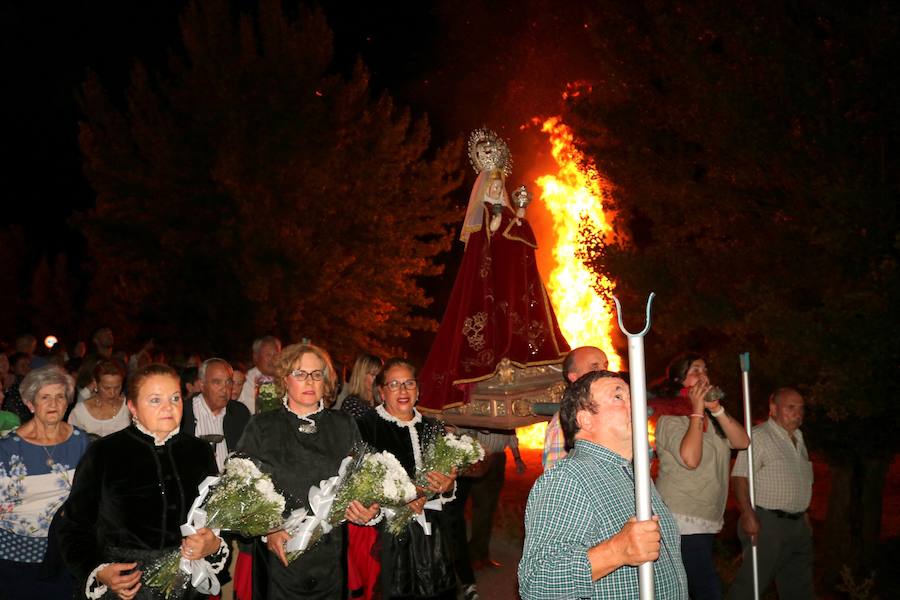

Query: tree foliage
(77, 0), (463, 362)
(563, 0), (898, 581)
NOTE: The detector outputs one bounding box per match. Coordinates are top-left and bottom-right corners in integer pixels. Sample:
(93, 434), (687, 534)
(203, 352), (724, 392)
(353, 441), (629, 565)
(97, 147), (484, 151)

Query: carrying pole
(739, 352), (760, 600)
(613, 293), (656, 600)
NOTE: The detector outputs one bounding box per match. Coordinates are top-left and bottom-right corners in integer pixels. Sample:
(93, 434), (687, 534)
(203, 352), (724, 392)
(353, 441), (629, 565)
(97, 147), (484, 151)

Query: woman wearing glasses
(236, 343), (379, 599)
(357, 358), (457, 600)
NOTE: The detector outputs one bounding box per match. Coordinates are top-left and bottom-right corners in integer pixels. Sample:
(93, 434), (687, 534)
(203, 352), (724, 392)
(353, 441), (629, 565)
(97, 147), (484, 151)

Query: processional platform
(435, 359), (565, 430)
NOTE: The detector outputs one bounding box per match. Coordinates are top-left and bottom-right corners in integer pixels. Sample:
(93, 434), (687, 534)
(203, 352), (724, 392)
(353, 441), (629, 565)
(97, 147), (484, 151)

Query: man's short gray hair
(252, 336), (282, 356)
(20, 365), (75, 405)
(199, 358), (232, 381)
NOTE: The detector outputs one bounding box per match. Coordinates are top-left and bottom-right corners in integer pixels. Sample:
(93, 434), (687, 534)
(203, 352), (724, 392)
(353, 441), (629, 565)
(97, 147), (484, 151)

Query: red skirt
(347, 523), (380, 599)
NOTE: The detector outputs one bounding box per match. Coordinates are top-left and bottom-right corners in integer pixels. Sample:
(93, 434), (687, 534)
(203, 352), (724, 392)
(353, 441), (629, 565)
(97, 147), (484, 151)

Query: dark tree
(564, 0), (899, 589)
(77, 0), (463, 362)
(0, 226), (27, 340)
(28, 254), (76, 341)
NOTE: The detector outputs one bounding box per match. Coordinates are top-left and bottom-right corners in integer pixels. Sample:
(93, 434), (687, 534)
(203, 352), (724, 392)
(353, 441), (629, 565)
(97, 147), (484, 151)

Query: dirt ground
(468, 448), (900, 599)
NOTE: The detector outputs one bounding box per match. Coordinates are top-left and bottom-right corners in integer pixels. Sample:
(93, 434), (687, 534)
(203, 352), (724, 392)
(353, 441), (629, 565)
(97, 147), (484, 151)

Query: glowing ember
(516, 115), (622, 450)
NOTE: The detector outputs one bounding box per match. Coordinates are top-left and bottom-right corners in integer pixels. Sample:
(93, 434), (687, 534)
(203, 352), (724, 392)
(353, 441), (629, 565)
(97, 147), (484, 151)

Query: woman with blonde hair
(340, 353), (382, 419)
(237, 343), (379, 599)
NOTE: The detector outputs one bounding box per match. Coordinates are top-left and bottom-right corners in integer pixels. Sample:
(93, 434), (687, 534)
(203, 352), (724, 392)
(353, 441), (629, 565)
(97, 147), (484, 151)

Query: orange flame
(516, 421), (549, 450)
(537, 116), (620, 367)
(517, 115), (621, 450)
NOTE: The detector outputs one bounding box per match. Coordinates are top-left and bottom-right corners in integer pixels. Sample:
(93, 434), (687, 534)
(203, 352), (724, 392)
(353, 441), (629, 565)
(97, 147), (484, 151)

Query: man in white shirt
(237, 336), (281, 414)
(729, 387), (814, 599)
(182, 358), (251, 471)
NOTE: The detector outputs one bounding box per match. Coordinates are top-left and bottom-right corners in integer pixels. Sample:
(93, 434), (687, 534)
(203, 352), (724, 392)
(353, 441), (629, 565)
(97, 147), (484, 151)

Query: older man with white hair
(236, 335), (281, 414)
(181, 358), (251, 471)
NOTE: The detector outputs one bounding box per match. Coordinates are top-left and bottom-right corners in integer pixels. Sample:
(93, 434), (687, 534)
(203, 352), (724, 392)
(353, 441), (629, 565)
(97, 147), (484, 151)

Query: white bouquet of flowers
(256, 381), (281, 413)
(144, 457), (286, 599)
(416, 431), (485, 486)
(284, 446), (416, 563)
(386, 432), (484, 537)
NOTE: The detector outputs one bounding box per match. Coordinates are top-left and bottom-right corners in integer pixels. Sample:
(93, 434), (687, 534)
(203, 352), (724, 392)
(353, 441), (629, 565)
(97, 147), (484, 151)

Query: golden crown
(467, 127), (513, 176)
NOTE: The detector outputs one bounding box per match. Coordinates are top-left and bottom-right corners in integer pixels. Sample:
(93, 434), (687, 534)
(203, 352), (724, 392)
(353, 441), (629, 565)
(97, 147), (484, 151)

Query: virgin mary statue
(418, 128), (569, 411)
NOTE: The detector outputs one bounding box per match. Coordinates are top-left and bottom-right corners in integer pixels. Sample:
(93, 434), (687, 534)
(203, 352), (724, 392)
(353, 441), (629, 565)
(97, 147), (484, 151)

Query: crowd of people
(522, 347), (814, 600)
(1, 330), (525, 600)
(1, 328), (813, 600)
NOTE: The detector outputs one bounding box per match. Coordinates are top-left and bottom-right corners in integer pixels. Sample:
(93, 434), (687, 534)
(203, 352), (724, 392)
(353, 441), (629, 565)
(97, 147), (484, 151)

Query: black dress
(356, 408), (456, 600)
(236, 405), (361, 600)
(58, 425), (222, 599)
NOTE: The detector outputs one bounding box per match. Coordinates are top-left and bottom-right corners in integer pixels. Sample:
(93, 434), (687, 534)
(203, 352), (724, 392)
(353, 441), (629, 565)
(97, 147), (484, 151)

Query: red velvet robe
(418, 204), (569, 410)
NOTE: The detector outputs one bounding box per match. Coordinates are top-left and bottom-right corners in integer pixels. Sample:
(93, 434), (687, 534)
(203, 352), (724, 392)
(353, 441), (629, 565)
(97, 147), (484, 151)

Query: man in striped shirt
(519, 370), (688, 599)
(181, 358), (251, 472)
(729, 387), (814, 599)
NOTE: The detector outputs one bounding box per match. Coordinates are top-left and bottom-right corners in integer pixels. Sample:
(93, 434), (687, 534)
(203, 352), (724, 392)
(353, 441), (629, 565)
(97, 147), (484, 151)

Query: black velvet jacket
(355, 411), (455, 599)
(58, 425), (217, 582)
(236, 406), (361, 599)
(356, 411), (443, 479)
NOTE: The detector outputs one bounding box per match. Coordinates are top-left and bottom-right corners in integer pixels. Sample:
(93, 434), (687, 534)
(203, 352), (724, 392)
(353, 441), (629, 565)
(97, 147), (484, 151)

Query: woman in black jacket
(59, 363), (228, 600)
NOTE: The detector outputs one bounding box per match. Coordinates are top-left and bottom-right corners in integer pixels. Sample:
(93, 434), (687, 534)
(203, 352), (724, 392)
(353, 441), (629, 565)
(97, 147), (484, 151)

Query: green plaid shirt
(519, 440), (688, 599)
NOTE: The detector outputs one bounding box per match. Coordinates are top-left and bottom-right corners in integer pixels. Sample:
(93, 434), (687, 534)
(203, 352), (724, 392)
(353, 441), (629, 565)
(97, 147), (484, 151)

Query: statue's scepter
(739, 352), (760, 600)
(613, 292), (656, 600)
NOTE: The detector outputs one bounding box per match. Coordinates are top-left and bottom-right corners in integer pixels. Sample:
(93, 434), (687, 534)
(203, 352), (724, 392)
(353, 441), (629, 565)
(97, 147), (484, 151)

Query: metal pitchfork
(613, 292), (656, 600)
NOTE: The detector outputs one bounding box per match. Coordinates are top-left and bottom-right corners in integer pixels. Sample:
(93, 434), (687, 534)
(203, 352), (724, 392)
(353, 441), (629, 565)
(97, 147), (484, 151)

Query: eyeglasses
(290, 369), (324, 381)
(383, 379), (417, 392)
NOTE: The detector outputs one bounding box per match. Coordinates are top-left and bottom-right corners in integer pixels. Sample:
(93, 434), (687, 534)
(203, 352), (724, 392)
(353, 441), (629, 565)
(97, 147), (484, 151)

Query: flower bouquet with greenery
(144, 457), (286, 598)
(284, 446), (416, 563)
(385, 432), (484, 536)
(256, 380), (282, 413)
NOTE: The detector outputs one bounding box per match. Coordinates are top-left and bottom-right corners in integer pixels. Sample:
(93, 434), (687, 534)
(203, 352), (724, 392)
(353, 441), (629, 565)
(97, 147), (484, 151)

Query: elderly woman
(652, 353), (750, 600)
(356, 358), (457, 600)
(236, 343), (379, 599)
(68, 360), (130, 438)
(0, 365), (90, 599)
(58, 364), (228, 599)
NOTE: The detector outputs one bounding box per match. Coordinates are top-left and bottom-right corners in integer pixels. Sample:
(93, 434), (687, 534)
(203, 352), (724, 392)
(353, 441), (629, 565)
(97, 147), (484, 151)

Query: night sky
(3, 0), (597, 255)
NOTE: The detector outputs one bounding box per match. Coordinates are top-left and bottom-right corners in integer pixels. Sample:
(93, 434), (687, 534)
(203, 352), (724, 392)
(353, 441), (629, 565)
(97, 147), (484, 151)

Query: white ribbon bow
(284, 456), (354, 553)
(414, 497), (445, 536)
(178, 475), (222, 595)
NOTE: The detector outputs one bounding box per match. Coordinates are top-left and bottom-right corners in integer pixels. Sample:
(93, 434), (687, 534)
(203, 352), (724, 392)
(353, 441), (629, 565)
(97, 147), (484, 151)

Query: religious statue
(418, 128), (570, 412)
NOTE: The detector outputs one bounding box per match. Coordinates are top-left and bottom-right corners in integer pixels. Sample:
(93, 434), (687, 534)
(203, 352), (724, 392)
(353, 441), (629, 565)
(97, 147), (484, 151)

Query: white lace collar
(281, 394), (325, 433)
(133, 420), (179, 446)
(375, 404), (422, 427)
(376, 405), (423, 470)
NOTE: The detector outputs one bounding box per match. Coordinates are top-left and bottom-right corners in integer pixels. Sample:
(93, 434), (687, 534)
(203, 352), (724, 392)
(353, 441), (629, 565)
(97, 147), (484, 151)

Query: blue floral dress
(0, 428), (89, 563)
